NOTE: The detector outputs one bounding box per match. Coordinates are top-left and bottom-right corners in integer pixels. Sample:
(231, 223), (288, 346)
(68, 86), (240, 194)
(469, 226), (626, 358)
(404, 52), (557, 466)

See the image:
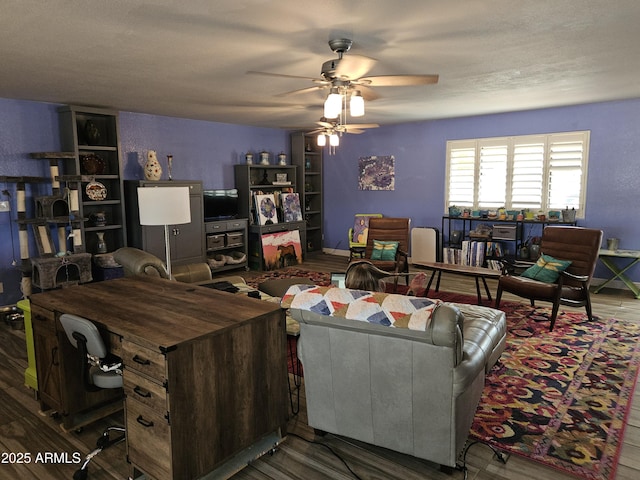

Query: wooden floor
(1, 252), (638, 480)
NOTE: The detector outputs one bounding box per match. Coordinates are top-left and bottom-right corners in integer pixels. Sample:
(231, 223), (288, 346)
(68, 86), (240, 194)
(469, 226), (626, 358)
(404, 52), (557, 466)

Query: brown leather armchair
(353, 217), (411, 288)
(496, 226), (603, 331)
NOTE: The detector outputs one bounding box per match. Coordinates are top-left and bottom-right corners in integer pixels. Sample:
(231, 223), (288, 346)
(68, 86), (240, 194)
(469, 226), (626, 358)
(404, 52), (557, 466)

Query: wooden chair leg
(495, 284), (503, 309)
(549, 300), (561, 331)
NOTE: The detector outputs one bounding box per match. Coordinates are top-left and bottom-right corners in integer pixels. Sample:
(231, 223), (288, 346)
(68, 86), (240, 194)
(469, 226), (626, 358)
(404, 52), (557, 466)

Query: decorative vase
(167, 155), (173, 181)
(144, 150), (162, 181)
(245, 153), (253, 164)
(278, 152), (287, 165)
(260, 151), (270, 165)
(95, 232), (107, 254)
(529, 244), (540, 259)
(91, 211), (107, 227)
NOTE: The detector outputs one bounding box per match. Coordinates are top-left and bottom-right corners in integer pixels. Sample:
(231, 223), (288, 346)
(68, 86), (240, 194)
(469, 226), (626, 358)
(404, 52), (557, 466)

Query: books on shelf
(443, 240), (505, 270)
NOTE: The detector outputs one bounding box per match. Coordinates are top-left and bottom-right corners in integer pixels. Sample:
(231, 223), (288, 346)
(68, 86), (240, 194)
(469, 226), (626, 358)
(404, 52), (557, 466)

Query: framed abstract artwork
(280, 192), (302, 222)
(254, 194), (278, 225)
(358, 155), (395, 191)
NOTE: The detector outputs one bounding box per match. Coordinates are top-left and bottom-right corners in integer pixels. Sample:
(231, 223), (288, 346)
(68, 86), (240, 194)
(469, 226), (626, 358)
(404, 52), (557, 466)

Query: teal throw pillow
(371, 240), (399, 261)
(521, 254), (572, 283)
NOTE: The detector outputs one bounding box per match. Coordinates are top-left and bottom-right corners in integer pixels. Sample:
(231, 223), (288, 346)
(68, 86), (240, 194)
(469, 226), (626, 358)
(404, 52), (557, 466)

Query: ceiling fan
(247, 38), (439, 119)
(307, 117), (379, 151)
(308, 117), (379, 136)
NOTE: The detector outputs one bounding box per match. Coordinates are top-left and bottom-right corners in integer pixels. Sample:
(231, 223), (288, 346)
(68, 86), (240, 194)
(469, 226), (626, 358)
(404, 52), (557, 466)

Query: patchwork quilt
(281, 284), (442, 331)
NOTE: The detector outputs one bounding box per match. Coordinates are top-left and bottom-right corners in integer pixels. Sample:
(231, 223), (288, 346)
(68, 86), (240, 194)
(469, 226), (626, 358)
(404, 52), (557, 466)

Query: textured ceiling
(2, 0), (639, 129)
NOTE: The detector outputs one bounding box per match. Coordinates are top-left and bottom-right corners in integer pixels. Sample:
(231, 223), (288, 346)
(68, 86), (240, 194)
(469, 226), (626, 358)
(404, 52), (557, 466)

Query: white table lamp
(137, 186), (191, 279)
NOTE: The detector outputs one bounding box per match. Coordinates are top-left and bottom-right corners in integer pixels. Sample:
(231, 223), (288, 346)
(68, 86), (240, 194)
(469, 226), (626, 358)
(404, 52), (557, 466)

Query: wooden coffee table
(413, 261), (502, 305)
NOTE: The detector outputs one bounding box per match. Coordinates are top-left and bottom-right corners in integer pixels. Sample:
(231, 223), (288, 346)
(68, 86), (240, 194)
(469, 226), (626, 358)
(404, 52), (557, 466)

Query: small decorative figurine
(144, 150), (162, 181)
(167, 155), (173, 181)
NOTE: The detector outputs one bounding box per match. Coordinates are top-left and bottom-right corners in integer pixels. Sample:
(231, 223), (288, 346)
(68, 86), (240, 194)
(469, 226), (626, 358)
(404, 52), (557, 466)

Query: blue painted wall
(1, 97), (639, 304)
(0, 99), (289, 304)
(323, 99), (640, 282)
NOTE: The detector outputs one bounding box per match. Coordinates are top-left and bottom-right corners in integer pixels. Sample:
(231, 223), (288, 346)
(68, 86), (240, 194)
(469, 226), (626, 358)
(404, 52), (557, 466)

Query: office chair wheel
(73, 466), (88, 480)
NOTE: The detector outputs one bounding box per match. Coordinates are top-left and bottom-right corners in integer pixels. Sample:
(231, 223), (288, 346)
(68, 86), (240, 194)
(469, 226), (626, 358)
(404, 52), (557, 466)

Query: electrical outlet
(0, 201), (9, 212)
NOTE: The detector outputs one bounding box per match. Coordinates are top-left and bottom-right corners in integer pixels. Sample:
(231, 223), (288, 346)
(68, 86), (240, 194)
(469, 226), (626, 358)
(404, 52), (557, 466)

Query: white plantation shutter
(511, 139), (545, 210)
(478, 143), (507, 208)
(447, 143), (476, 207)
(547, 135), (587, 210)
(446, 131), (589, 216)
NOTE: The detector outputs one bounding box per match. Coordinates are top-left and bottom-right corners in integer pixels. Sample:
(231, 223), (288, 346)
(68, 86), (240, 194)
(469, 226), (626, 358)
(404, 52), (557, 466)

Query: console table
(29, 276), (288, 479)
(594, 249), (640, 299)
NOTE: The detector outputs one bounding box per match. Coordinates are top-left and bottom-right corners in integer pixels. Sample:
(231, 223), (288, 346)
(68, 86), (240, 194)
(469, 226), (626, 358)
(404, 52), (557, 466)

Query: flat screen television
(203, 189), (239, 221)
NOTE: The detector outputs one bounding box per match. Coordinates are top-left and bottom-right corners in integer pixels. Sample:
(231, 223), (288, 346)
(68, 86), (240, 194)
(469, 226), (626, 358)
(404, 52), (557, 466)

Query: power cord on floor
(456, 440), (508, 479)
(288, 432), (364, 480)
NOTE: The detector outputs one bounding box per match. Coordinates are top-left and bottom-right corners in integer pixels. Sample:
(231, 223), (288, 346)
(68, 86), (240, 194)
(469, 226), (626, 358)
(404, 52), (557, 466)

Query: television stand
(205, 218), (249, 273)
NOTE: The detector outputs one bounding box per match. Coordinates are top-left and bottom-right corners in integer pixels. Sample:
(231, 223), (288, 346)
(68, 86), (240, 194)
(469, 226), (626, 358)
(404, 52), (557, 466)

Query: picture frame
(280, 192), (302, 222)
(254, 193), (278, 225)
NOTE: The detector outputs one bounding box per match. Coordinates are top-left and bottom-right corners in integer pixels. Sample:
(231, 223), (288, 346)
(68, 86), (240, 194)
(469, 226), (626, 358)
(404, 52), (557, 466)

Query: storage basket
(561, 208), (576, 222)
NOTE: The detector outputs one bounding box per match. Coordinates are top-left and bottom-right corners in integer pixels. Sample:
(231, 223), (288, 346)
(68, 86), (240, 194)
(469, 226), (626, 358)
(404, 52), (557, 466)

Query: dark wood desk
(30, 276), (288, 480)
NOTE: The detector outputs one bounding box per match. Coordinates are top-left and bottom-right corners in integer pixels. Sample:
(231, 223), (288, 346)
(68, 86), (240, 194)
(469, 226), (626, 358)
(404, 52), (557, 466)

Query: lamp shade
(350, 91), (365, 117)
(317, 134), (327, 146)
(138, 186), (191, 226)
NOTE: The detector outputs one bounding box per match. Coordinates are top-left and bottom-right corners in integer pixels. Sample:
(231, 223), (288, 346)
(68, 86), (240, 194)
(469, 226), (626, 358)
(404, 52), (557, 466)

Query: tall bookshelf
(58, 106), (127, 254)
(234, 164), (305, 270)
(291, 132), (323, 253)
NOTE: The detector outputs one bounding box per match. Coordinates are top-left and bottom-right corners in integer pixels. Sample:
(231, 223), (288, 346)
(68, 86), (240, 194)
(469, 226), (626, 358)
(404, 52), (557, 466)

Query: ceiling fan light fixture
(329, 133), (340, 146)
(317, 133), (327, 146)
(350, 90), (365, 117)
(324, 88), (342, 119)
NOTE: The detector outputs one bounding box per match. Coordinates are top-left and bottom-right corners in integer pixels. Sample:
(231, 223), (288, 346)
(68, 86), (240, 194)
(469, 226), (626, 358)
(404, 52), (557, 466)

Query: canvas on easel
(280, 192), (302, 222)
(254, 194), (278, 225)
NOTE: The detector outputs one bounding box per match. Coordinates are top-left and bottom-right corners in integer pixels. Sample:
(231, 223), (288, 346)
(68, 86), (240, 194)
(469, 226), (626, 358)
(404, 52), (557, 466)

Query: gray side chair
(59, 314), (125, 480)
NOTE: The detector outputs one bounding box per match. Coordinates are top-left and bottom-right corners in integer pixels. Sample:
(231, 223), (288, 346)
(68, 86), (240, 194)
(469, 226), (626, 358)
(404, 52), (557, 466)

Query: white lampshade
(324, 89), (342, 119)
(317, 134), (327, 146)
(329, 133), (340, 146)
(138, 187), (191, 226)
(137, 186), (191, 280)
(350, 91), (365, 117)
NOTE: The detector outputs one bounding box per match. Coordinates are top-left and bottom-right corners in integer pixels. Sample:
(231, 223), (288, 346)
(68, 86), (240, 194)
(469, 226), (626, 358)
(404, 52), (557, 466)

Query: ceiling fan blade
(275, 85), (327, 97)
(359, 74), (439, 86)
(316, 121), (333, 128)
(335, 54), (377, 80)
(246, 70), (321, 82)
(344, 123), (379, 129)
(307, 128), (325, 135)
(345, 128), (366, 134)
(357, 85), (381, 101)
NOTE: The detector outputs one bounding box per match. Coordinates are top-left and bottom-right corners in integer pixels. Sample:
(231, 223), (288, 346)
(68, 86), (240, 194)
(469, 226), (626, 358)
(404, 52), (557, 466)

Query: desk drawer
(124, 370), (167, 414)
(126, 398), (171, 479)
(122, 341), (166, 383)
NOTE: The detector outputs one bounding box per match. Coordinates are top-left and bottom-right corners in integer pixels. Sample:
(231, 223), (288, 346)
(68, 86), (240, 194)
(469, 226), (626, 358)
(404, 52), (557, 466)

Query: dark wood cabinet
(125, 180), (205, 266)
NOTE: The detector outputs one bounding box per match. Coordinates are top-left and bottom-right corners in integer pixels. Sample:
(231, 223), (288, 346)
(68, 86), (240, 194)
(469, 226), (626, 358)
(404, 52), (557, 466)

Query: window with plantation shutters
(445, 131), (589, 218)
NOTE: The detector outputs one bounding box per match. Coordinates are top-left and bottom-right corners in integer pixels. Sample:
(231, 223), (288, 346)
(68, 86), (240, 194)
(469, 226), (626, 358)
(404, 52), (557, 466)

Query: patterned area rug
(245, 268), (331, 289)
(248, 269), (640, 480)
(470, 303), (640, 480)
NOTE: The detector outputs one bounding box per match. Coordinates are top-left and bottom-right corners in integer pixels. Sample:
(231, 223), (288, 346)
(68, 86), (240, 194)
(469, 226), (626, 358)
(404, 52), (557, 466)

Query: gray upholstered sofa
(282, 285), (506, 469)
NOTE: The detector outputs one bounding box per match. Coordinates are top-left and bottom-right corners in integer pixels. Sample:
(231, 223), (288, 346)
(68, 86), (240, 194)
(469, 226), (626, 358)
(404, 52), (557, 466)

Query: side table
(594, 249), (640, 299)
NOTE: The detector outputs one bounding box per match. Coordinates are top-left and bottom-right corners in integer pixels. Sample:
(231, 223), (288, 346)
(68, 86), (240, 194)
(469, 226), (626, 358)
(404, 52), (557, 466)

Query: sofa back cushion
(282, 284), (442, 331)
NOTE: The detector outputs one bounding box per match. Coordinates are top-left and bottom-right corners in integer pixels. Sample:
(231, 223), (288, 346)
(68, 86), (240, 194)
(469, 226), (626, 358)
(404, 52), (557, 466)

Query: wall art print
(254, 193), (278, 225)
(358, 155), (395, 190)
(261, 229), (303, 270)
(280, 192), (302, 222)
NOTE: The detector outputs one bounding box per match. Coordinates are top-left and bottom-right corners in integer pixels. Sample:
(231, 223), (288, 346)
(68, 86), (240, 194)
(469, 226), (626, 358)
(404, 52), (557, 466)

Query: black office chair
(59, 314), (125, 480)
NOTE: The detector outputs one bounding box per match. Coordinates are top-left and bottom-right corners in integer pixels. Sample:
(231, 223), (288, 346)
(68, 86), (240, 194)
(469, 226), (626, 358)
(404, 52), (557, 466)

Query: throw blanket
(281, 284), (442, 331)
